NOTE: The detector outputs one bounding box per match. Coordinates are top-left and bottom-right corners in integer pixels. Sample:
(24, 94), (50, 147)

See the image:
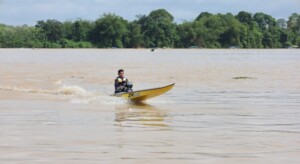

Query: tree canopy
(0, 10), (299, 48)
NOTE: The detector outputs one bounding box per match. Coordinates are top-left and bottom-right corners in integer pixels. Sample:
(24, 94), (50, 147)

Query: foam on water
(0, 84), (128, 105)
(0, 84), (90, 96)
(58, 85), (87, 96)
(57, 84), (128, 105)
(71, 95), (128, 105)
(0, 86), (57, 95)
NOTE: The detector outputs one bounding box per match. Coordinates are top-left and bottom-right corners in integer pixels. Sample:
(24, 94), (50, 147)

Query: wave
(71, 95), (128, 105)
(58, 85), (87, 96)
(0, 84), (128, 105)
(0, 86), (56, 94)
(0, 85), (88, 97)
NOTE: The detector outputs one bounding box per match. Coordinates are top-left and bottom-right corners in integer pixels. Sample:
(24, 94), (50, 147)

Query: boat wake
(0, 84), (128, 105)
(0, 85), (88, 96)
(0, 83), (173, 105)
(71, 95), (128, 105)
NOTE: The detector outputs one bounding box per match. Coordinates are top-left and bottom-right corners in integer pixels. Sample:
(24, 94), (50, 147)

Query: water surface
(0, 49), (300, 163)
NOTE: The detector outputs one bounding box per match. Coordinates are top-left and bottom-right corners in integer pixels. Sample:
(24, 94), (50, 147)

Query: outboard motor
(126, 82), (133, 92)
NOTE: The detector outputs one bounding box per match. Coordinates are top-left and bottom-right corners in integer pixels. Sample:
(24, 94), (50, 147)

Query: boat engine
(126, 82), (133, 92)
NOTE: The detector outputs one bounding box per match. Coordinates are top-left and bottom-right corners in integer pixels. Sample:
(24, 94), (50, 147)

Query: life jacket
(114, 77), (133, 93)
(115, 77), (128, 86)
(114, 76), (127, 92)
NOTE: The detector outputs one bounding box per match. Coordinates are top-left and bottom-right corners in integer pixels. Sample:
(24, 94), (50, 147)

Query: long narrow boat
(113, 83), (175, 102)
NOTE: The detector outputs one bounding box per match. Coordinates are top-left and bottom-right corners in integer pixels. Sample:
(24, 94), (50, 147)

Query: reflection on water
(115, 102), (170, 128)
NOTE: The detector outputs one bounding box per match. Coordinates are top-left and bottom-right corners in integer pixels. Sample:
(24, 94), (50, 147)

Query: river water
(0, 49), (299, 164)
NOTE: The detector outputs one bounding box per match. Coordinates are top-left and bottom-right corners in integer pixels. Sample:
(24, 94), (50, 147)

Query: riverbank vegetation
(0, 9), (299, 48)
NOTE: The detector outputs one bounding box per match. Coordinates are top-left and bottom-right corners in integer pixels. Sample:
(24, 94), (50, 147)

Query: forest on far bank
(0, 9), (299, 49)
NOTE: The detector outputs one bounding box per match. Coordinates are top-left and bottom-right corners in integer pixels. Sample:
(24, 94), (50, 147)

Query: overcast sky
(0, 0), (299, 26)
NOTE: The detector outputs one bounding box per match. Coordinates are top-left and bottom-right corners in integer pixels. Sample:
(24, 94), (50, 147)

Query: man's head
(118, 69), (124, 78)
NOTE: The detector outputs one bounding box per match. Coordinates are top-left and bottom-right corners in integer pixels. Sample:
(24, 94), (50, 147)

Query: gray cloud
(0, 0), (299, 25)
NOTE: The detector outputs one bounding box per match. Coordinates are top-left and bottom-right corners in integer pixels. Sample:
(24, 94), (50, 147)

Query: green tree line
(0, 9), (299, 48)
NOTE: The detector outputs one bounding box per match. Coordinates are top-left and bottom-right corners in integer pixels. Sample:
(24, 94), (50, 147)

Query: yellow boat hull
(113, 83), (175, 102)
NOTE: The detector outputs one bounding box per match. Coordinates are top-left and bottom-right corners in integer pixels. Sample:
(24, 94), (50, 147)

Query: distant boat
(188, 46), (199, 49)
(228, 46), (240, 49)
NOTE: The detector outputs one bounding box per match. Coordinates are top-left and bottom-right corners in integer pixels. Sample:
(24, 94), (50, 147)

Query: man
(114, 69), (133, 94)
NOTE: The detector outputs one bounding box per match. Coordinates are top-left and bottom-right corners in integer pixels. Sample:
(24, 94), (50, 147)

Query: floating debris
(232, 76), (257, 80)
